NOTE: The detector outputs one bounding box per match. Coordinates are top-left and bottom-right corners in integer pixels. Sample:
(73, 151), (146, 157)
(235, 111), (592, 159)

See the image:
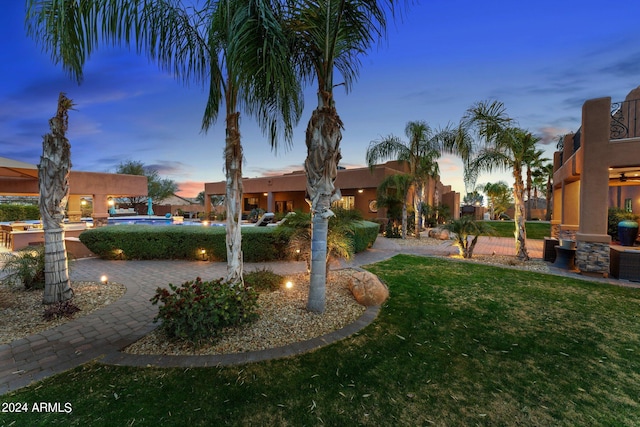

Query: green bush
(1, 245), (45, 290)
(351, 220), (380, 252)
(0, 204), (40, 222)
(151, 277), (258, 344)
(608, 207), (639, 239)
(244, 268), (284, 292)
(79, 225), (292, 261)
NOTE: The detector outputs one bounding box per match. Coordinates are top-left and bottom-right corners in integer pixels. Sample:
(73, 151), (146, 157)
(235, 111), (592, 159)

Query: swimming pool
(105, 216), (224, 227)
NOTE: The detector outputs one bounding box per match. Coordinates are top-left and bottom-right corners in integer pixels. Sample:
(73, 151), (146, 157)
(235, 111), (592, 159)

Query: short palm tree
(286, 0), (395, 312)
(462, 100), (537, 260)
(376, 173), (413, 239)
(444, 216), (495, 259)
(26, 0), (302, 286)
(366, 121), (441, 239)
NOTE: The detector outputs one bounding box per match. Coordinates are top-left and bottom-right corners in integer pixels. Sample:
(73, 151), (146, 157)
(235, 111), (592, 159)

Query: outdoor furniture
(610, 245), (640, 282)
(554, 246), (576, 270)
(543, 237), (559, 262)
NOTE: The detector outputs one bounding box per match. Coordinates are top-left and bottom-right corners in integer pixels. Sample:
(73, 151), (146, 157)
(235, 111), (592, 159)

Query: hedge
(0, 204), (40, 221)
(79, 220), (379, 261)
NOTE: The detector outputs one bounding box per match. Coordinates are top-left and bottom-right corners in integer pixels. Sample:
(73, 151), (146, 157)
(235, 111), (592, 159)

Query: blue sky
(2, 1), (640, 197)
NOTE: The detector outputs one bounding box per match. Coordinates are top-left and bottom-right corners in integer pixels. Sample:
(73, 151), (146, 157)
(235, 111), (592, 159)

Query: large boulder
(347, 269), (389, 306)
(428, 227), (451, 240)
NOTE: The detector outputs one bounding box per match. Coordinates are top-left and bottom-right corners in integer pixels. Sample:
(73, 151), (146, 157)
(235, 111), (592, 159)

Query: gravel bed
(0, 281), (126, 345)
(125, 270), (367, 355)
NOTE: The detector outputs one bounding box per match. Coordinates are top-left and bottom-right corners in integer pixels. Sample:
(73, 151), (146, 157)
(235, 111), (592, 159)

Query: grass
(2, 255), (640, 426)
(482, 220), (551, 240)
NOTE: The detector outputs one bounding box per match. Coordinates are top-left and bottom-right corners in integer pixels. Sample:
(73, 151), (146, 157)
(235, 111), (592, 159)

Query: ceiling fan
(614, 172), (640, 183)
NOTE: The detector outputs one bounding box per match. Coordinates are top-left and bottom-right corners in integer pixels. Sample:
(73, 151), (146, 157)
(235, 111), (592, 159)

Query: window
(275, 201), (293, 213)
(333, 196), (355, 210)
(244, 197), (259, 211)
(625, 198), (633, 213)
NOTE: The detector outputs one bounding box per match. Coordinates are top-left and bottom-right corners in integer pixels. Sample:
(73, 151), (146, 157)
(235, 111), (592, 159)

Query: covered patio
(0, 157), (147, 251)
(552, 86), (640, 278)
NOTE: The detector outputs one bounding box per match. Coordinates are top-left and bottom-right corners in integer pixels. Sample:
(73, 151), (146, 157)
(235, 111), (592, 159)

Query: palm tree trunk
(513, 167), (529, 260)
(526, 169), (532, 221)
(413, 182), (423, 239)
(545, 177), (552, 221)
(304, 104), (342, 313)
(401, 198), (408, 239)
(225, 111), (244, 286)
(39, 93), (73, 304)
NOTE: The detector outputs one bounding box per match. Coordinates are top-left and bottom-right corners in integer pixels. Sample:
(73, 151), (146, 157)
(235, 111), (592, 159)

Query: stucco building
(552, 86), (640, 277)
(204, 161), (460, 223)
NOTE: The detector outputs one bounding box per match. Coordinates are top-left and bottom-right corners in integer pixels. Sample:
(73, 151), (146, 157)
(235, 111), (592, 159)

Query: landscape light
(285, 281), (293, 289)
(100, 275), (108, 284)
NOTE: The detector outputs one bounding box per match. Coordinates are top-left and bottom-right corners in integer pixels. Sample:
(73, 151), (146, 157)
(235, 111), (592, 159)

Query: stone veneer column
(66, 194), (82, 223)
(92, 194), (110, 227)
(576, 97), (612, 276)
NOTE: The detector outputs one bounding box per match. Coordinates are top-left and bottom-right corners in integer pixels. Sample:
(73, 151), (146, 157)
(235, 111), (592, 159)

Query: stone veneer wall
(576, 241), (610, 276)
(559, 229), (577, 241)
(551, 223), (560, 238)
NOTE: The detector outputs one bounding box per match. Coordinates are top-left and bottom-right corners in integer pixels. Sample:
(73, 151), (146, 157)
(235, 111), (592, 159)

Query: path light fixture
(285, 281), (294, 289)
(199, 248), (207, 260)
(100, 275), (108, 284)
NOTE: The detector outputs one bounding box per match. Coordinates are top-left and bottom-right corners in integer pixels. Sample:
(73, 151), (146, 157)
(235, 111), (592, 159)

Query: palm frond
(366, 135), (409, 169)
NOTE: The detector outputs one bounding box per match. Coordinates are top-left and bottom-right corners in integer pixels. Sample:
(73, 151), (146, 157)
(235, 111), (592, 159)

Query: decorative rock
(348, 269), (389, 306)
(428, 227), (450, 240)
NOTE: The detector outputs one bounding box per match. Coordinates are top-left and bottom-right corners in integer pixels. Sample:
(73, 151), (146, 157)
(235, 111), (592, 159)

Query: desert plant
(1, 245), (46, 290)
(42, 300), (81, 321)
(608, 207), (640, 240)
(444, 216), (495, 258)
(277, 209), (355, 274)
(244, 268), (284, 292)
(151, 277), (258, 344)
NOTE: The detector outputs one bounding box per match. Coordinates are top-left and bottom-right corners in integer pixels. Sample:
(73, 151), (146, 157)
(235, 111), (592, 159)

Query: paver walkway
(0, 236), (634, 395)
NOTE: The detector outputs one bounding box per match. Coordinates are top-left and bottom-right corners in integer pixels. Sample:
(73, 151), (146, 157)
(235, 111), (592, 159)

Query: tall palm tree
(26, 0), (302, 286)
(39, 93), (74, 304)
(441, 122), (479, 196)
(540, 162), (554, 221)
(524, 147), (547, 220)
(287, 0), (395, 312)
(463, 100), (537, 260)
(366, 121), (441, 239)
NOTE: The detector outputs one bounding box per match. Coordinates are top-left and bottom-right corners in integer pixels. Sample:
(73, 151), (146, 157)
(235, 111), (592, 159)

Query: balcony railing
(611, 99), (640, 140)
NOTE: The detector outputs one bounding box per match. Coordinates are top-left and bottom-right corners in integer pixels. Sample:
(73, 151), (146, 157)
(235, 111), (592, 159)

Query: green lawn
(482, 220), (551, 240)
(2, 255), (639, 426)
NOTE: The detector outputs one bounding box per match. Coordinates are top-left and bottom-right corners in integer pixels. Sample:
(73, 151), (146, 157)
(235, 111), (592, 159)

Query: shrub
(0, 204), (40, 222)
(244, 268), (283, 292)
(608, 207), (639, 240)
(151, 277), (258, 344)
(0, 245), (45, 290)
(43, 301), (81, 321)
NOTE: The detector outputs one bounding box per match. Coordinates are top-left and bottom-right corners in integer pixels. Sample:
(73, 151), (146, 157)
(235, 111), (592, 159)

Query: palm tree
(463, 100), (537, 260)
(441, 122), (479, 196)
(377, 174), (413, 239)
(444, 216), (495, 259)
(481, 181), (512, 220)
(524, 147), (547, 220)
(26, 0), (302, 286)
(39, 93), (74, 304)
(287, 0), (395, 313)
(543, 162), (554, 221)
(366, 121), (441, 239)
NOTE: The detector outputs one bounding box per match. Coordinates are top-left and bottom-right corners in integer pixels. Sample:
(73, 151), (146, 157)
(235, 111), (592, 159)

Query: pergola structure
(0, 157), (147, 227)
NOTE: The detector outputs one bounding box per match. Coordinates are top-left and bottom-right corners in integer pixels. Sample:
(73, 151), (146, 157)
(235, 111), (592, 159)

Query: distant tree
(481, 181), (512, 220)
(463, 190), (483, 206)
(115, 160), (178, 211)
(196, 191), (225, 207)
(524, 148), (548, 220)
